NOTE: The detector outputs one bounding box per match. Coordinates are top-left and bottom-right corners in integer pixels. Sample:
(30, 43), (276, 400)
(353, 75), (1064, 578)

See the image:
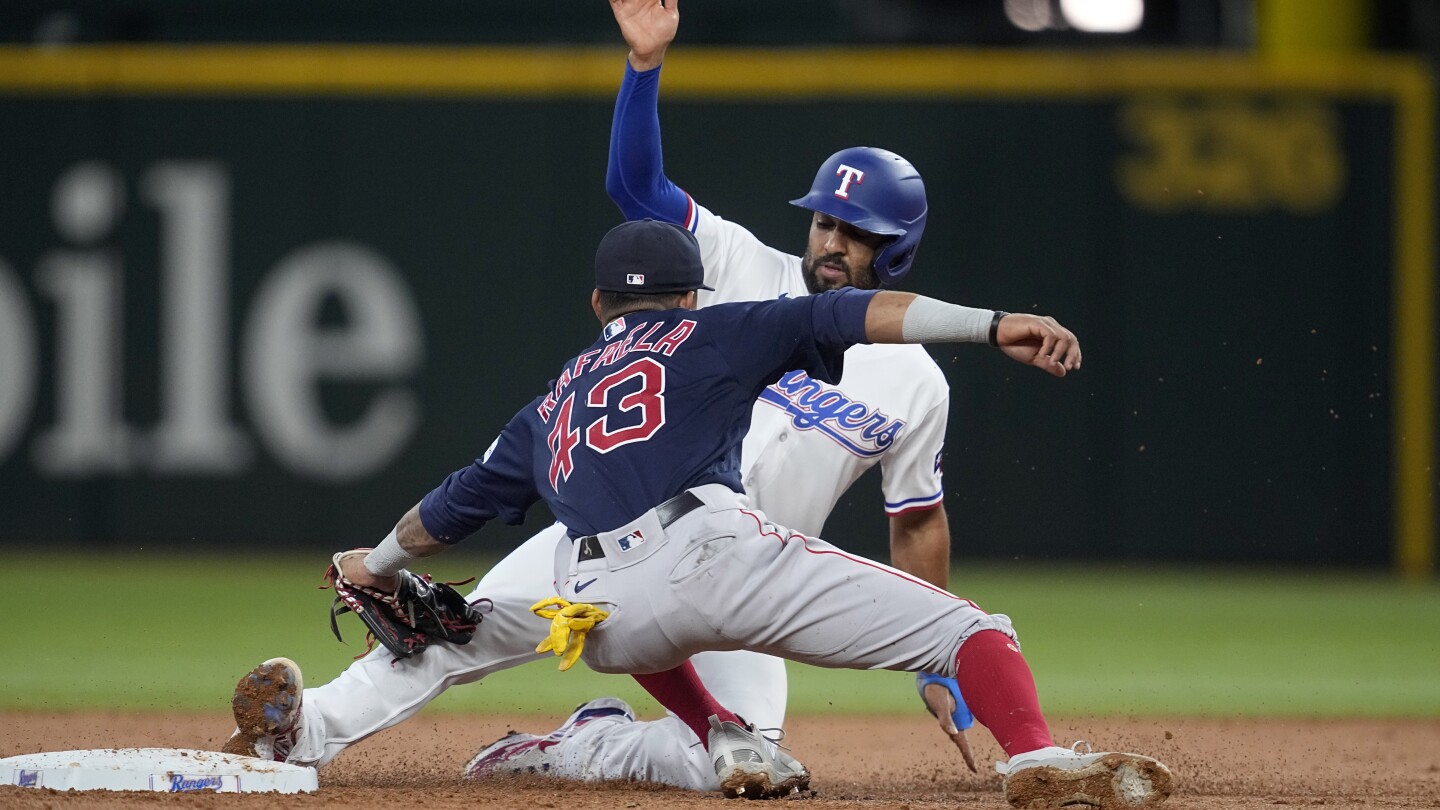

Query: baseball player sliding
(230, 217), (1170, 808)
(462, 0), (983, 786)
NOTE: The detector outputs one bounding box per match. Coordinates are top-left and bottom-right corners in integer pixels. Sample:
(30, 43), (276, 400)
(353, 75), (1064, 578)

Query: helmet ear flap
(872, 236), (920, 287)
(887, 245), (915, 273)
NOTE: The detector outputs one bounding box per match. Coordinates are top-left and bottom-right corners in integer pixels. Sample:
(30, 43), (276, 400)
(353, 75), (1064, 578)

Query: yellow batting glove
(530, 597), (610, 671)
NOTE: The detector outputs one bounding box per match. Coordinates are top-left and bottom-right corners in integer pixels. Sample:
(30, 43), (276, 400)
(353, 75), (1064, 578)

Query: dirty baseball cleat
(220, 657), (304, 762)
(999, 742), (1173, 809)
(707, 715), (810, 800)
(463, 697), (635, 779)
(463, 731), (549, 777)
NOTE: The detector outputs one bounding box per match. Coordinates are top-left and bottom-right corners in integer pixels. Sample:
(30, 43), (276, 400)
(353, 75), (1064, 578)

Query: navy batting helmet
(789, 146), (928, 286)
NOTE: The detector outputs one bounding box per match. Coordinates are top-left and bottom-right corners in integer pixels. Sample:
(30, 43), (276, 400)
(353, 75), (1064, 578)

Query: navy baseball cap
(594, 219), (714, 293)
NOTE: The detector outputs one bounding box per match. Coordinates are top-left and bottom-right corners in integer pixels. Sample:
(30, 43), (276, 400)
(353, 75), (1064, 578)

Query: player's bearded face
(801, 213), (883, 294)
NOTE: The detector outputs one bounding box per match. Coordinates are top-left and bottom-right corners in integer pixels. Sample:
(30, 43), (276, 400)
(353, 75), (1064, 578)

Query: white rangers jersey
(688, 202), (950, 538)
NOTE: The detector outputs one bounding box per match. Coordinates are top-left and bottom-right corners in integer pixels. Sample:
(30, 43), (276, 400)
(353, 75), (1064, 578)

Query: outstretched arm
(864, 291), (1082, 378)
(605, 0), (693, 225)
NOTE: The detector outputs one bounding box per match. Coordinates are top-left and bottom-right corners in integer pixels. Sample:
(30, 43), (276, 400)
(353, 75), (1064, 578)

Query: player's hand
(995, 313), (1082, 378)
(335, 548), (399, 593)
(917, 672), (978, 773)
(610, 0), (679, 71)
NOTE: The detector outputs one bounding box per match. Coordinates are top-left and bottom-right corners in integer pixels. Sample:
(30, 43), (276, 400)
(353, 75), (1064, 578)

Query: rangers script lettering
(168, 775), (226, 792)
(758, 370), (905, 458)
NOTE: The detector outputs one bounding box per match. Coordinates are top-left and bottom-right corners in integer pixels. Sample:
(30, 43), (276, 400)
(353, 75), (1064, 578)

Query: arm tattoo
(395, 505), (448, 558)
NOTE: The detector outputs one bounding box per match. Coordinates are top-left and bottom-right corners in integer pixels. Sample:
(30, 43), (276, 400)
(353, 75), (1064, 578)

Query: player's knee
(958, 614), (1020, 648)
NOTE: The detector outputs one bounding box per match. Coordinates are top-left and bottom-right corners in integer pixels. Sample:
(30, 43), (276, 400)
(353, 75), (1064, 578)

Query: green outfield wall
(0, 48), (1432, 573)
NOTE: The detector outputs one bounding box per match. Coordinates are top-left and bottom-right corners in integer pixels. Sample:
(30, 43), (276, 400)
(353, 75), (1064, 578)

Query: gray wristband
(900, 296), (995, 345)
(365, 528), (417, 577)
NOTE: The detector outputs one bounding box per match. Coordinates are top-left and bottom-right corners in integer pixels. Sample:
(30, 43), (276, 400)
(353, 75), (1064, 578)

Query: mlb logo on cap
(594, 219), (714, 293)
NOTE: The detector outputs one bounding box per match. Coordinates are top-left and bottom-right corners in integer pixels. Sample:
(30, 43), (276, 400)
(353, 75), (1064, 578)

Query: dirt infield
(2, 712), (1437, 808)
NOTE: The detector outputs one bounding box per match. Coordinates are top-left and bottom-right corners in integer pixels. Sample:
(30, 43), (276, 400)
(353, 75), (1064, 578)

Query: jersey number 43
(547, 357), (667, 489)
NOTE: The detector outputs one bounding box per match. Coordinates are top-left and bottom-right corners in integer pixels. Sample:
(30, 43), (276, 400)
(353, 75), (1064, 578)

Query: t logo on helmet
(833, 164), (865, 199)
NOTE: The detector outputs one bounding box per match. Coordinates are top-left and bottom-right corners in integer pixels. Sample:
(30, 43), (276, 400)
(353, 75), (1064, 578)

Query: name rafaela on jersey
(537, 315), (697, 421)
(759, 370), (905, 458)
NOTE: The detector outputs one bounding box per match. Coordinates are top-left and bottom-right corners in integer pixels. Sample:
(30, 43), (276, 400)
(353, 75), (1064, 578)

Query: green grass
(3, 552), (1436, 718)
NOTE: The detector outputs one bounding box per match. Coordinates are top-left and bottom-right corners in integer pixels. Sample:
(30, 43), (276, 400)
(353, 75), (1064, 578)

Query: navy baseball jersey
(419, 288), (876, 541)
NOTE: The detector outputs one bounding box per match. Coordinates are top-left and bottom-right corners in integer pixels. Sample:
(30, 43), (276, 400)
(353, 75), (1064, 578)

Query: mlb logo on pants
(617, 529), (645, 552)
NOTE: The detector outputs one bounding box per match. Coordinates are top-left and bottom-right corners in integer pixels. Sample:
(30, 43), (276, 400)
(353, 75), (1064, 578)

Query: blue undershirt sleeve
(606, 62), (694, 226)
(814, 287), (878, 348)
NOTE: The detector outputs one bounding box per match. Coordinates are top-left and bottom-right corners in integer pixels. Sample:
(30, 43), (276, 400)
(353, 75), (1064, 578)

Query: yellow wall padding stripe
(0, 46), (1426, 99)
(1259, 0), (1373, 57)
(1392, 68), (1436, 581)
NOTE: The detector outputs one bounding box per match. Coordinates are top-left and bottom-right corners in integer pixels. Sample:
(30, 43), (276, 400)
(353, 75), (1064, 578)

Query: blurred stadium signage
(0, 160), (423, 482)
(1117, 97), (1346, 213)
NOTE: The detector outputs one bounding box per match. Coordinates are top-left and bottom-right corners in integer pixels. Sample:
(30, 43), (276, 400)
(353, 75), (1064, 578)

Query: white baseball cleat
(220, 657), (304, 763)
(463, 697), (636, 779)
(998, 742), (1173, 809)
(707, 715), (810, 800)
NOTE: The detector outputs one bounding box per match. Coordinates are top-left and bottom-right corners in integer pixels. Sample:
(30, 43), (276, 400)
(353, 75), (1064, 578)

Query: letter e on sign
(243, 241), (424, 481)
